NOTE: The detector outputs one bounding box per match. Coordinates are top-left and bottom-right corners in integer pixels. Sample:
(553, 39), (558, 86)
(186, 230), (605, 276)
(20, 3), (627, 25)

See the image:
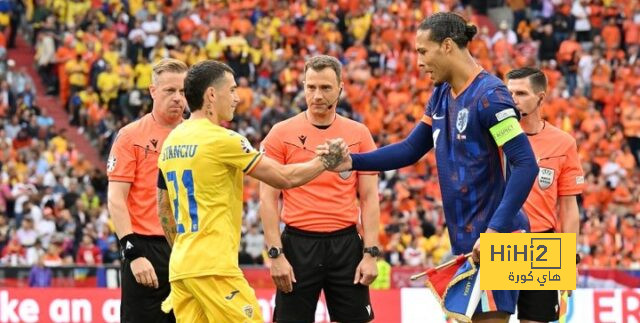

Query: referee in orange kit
(107, 59), (188, 323)
(506, 67), (585, 323)
(259, 55), (381, 323)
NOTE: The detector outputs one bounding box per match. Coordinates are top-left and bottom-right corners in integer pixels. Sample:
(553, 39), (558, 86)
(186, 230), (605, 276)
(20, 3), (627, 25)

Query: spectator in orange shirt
(602, 17), (621, 50)
(235, 77), (253, 115)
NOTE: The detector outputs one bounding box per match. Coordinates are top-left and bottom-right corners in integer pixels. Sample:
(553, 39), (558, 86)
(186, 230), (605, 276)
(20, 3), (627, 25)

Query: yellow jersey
(158, 118), (263, 282)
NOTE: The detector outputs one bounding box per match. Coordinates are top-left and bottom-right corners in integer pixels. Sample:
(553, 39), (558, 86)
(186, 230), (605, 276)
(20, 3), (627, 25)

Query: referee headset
(521, 92), (544, 117)
(328, 86), (343, 109)
(305, 81), (342, 109)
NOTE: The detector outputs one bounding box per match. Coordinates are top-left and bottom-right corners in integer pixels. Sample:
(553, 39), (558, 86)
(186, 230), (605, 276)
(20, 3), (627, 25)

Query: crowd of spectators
(0, 0), (638, 270)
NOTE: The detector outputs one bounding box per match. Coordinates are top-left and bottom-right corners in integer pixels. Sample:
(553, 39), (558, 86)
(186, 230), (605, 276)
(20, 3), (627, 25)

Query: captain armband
(489, 117), (523, 147)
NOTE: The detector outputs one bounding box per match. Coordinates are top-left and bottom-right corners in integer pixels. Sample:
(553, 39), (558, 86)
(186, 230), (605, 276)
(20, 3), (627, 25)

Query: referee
(506, 67), (584, 323)
(107, 59), (187, 323)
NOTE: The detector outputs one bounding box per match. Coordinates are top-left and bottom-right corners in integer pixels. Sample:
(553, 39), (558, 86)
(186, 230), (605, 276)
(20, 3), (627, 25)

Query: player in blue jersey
(319, 12), (539, 322)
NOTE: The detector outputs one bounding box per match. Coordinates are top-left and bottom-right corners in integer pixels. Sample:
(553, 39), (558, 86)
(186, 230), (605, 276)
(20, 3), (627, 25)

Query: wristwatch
(267, 246), (283, 259)
(576, 254), (581, 265)
(363, 246), (381, 257)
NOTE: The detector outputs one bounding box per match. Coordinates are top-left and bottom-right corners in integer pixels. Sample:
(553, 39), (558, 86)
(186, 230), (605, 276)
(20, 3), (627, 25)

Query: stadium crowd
(0, 0), (638, 270)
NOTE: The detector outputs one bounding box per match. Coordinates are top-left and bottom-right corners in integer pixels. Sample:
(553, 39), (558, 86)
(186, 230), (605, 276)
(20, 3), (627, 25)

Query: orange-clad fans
(2, 0), (639, 272)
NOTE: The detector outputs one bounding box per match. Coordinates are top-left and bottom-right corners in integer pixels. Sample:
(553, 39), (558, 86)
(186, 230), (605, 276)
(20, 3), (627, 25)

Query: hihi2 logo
(489, 237), (562, 269)
(480, 233), (576, 290)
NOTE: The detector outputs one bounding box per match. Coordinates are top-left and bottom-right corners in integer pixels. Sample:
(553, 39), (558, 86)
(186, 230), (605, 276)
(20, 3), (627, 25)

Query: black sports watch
(363, 246), (381, 257)
(267, 246), (283, 259)
(576, 254), (581, 265)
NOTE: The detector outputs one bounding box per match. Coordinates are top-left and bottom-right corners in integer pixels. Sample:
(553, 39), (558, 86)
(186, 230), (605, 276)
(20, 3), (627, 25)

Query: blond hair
(151, 58), (188, 85)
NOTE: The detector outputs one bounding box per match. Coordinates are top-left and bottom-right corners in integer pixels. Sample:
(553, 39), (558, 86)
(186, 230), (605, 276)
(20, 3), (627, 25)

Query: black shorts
(121, 235), (175, 323)
(518, 229), (559, 322)
(274, 225), (374, 323)
(517, 289), (560, 321)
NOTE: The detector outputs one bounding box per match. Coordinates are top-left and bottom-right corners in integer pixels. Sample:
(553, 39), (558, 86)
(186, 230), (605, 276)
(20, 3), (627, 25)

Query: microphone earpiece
(330, 88), (343, 109)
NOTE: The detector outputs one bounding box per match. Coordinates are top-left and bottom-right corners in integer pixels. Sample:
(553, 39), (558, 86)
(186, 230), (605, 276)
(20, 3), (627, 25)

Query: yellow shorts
(171, 275), (263, 323)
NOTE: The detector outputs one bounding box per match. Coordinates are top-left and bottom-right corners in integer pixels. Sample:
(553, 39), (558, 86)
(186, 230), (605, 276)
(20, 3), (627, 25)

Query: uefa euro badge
(456, 108), (469, 133)
(538, 167), (555, 190)
(339, 170), (352, 180)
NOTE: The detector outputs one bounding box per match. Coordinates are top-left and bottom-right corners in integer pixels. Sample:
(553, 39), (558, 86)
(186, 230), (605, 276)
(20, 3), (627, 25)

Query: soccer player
(320, 12), (539, 322)
(259, 55), (380, 323)
(506, 67), (584, 323)
(156, 60), (346, 322)
(107, 58), (187, 323)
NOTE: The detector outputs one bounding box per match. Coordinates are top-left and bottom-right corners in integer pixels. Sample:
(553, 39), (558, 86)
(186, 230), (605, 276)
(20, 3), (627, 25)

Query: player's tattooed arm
(317, 138), (348, 170)
(157, 189), (177, 247)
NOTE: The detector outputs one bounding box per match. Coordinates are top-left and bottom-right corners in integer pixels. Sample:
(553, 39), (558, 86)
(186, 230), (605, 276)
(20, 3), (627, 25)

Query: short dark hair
(506, 67), (548, 92)
(184, 60), (234, 111)
(418, 12), (477, 48)
(304, 55), (342, 83)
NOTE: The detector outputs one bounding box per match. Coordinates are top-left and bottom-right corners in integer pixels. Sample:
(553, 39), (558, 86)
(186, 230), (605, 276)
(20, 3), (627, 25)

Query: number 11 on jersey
(166, 170), (199, 233)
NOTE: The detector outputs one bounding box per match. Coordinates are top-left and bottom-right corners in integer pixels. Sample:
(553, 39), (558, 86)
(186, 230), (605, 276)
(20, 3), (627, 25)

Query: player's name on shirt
(161, 144), (199, 161)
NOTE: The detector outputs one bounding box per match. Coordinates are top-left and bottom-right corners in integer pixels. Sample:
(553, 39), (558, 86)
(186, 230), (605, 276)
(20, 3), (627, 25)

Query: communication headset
(329, 87), (343, 109)
(522, 96), (543, 117)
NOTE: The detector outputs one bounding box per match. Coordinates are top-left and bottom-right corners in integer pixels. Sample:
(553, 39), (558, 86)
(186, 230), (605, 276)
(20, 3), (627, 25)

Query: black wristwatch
(267, 246), (283, 259)
(363, 246), (381, 257)
(576, 254), (581, 265)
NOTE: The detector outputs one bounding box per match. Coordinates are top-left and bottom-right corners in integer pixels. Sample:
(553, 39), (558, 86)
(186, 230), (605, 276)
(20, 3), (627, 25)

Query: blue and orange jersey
(422, 70), (530, 254)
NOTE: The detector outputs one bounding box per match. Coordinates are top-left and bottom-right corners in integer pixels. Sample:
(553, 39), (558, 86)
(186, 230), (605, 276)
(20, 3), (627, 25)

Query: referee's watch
(267, 246), (283, 259)
(363, 246), (381, 257)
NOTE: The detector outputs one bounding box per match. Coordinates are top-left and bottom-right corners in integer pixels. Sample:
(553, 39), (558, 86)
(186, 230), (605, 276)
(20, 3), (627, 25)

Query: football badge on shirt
(242, 305), (253, 318)
(538, 167), (555, 189)
(107, 156), (116, 173)
(456, 108), (469, 133)
(456, 108), (469, 140)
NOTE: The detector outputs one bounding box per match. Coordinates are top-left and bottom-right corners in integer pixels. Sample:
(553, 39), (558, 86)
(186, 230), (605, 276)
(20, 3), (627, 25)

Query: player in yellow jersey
(156, 60), (346, 323)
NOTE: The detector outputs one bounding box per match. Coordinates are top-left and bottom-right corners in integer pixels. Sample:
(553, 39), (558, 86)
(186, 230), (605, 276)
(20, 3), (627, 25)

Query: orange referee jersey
(261, 112), (377, 232)
(107, 113), (174, 236)
(523, 122), (585, 233)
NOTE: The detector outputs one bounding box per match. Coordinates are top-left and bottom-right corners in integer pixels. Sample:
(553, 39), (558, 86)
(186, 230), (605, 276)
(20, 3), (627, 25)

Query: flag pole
(410, 252), (473, 281)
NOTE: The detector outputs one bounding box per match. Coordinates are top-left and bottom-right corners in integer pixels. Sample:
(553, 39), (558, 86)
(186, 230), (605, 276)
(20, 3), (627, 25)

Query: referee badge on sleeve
(538, 167), (555, 190)
(339, 170), (352, 180)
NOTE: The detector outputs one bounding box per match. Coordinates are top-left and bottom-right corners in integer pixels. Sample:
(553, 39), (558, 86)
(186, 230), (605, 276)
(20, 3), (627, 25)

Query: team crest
(538, 167), (555, 189)
(456, 109), (469, 133)
(242, 305), (253, 318)
(107, 156), (116, 173)
(339, 170), (352, 180)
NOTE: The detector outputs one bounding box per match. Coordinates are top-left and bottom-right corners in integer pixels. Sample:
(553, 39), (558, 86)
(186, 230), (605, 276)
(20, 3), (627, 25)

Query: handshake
(316, 138), (351, 172)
